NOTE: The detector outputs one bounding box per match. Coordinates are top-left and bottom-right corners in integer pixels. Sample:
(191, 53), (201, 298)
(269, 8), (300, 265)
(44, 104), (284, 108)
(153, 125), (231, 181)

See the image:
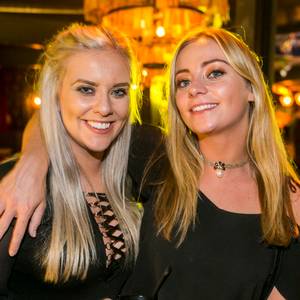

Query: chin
(194, 126), (216, 136)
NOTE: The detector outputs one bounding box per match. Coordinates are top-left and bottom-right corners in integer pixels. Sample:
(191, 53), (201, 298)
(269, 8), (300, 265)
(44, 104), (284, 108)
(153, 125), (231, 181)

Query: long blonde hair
(39, 23), (142, 283)
(156, 27), (300, 246)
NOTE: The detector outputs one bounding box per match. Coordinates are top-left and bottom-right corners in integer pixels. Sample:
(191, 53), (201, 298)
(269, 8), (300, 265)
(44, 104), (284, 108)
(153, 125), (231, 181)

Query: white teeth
(87, 121), (110, 130)
(192, 103), (217, 112)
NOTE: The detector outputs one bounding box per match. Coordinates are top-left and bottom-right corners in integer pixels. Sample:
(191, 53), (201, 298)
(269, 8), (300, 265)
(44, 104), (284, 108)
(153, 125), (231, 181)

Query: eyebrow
(175, 58), (229, 76)
(72, 79), (130, 88)
(72, 79), (98, 86)
(113, 82), (130, 88)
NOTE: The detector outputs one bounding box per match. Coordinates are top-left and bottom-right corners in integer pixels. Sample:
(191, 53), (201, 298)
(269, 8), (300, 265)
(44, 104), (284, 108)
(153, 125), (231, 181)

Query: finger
(0, 210), (16, 240)
(0, 200), (4, 216)
(28, 202), (46, 237)
(8, 216), (30, 256)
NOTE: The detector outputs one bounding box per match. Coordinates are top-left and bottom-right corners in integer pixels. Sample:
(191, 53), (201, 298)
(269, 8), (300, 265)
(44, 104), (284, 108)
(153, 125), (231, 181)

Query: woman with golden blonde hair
(0, 22), (143, 299)
(120, 27), (300, 299)
(1, 28), (300, 299)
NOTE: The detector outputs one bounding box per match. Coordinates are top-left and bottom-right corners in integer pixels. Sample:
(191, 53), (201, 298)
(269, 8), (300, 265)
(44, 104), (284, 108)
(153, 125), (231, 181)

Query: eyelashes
(176, 79), (191, 89)
(207, 69), (225, 79)
(175, 69), (226, 89)
(75, 86), (128, 98)
(110, 88), (128, 98)
(76, 86), (95, 95)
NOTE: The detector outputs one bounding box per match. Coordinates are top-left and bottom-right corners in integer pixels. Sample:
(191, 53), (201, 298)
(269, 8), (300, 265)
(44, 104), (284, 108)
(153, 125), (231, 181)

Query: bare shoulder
(291, 183), (300, 225)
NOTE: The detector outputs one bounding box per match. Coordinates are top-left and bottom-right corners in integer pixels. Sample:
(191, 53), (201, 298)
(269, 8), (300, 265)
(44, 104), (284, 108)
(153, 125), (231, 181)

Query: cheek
(175, 95), (188, 118)
(114, 100), (130, 119)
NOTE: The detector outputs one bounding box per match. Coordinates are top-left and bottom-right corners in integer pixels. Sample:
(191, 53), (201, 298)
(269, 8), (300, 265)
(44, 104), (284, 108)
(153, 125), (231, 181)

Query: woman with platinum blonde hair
(0, 23), (142, 299)
(1, 27), (300, 299)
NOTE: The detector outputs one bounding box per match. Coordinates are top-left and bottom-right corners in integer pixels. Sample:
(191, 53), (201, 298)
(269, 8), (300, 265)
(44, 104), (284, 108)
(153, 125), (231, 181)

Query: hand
(0, 154), (47, 256)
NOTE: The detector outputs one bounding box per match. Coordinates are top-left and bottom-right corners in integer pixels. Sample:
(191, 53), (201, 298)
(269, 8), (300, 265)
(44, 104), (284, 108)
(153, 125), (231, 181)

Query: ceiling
(0, 0), (84, 67)
(0, 0), (299, 68)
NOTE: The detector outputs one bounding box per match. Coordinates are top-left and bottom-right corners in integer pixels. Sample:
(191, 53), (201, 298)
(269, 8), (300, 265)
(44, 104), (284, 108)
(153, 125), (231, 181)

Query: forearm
(11, 112), (49, 199)
(0, 112), (49, 255)
(21, 111), (48, 166)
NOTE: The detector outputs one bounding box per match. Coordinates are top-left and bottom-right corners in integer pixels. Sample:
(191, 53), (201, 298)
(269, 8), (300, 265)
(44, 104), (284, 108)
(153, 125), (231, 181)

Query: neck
(198, 132), (248, 163)
(71, 144), (104, 192)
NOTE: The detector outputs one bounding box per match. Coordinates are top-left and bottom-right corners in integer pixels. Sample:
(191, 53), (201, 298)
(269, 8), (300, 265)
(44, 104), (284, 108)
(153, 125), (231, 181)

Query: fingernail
(9, 249), (16, 257)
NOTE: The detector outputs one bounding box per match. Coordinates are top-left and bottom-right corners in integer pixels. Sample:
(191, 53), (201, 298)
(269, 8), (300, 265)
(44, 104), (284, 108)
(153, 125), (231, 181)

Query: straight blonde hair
(156, 27), (300, 247)
(39, 23), (142, 283)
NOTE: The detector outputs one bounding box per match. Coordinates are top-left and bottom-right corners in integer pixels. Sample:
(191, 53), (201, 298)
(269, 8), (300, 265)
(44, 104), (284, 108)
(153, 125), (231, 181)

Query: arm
(0, 112), (49, 255)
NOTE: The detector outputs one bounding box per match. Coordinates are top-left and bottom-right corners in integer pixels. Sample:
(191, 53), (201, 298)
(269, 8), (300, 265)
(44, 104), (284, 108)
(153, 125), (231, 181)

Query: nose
(188, 80), (208, 97)
(93, 93), (113, 117)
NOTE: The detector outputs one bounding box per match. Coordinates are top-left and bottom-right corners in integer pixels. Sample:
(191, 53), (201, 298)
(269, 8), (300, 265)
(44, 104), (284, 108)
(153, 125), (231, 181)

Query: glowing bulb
(140, 19), (146, 29)
(279, 95), (293, 107)
(156, 26), (165, 37)
(280, 69), (287, 77)
(33, 96), (41, 106)
(295, 93), (300, 106)
(131, 84), (138, 90)
(142, 69), (148, 77)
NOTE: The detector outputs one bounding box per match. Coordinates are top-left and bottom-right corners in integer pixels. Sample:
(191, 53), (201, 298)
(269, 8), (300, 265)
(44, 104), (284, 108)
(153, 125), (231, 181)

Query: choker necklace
(199, 152), (249, 178)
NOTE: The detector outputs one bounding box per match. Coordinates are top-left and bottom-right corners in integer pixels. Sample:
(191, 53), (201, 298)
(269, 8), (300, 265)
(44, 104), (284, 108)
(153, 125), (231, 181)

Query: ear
(248, 91), (254, 102)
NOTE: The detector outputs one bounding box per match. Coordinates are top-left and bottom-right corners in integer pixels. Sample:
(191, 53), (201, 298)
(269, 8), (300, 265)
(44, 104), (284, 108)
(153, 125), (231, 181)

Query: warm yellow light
(272, 84), (290, 96)
(295, 93), (300, 106)
(140, 19), (146, 29)
(131, 84), (138, 90)
(279, 95), (294, 107)
(156, 26), (165, 37)
(142, 69), (148, 77)
(33, 96), (41, 106)
(150, 75), (167, 127)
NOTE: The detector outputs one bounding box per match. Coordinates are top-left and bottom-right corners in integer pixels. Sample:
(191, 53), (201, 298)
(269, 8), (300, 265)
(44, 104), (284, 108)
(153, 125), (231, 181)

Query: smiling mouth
(86, 120), (111, 130)
(191, 103), (218, 112)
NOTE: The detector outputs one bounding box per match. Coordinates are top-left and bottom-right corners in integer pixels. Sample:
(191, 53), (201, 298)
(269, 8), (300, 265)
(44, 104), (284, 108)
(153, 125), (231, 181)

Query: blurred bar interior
(0, 0), (300, 168)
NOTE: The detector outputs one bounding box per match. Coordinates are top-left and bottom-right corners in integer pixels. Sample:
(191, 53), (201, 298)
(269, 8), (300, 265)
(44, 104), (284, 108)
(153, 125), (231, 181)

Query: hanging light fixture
(83, 0), (229, 66)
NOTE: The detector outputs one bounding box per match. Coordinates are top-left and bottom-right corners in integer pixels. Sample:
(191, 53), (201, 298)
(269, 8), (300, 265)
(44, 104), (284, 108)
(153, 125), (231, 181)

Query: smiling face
(175, 37), (254, 140)
(58, 48), (130, 159)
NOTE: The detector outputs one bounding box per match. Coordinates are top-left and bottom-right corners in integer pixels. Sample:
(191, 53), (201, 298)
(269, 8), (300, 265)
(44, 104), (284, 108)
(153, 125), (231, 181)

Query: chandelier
(83, 0), (229, 67)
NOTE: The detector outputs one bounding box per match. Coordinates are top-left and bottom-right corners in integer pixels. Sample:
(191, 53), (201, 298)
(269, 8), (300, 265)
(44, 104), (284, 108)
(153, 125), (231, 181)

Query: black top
(275, 237), (300, 299)
(121, 126), (300, 300)
(1, 125), (300, 299)
(0, 160), (130, 300)
(0, 124), (163, 300)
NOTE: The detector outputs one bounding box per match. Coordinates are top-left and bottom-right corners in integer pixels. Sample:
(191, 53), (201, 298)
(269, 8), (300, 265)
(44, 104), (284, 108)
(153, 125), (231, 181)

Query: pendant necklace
(199, 152), (249, 178)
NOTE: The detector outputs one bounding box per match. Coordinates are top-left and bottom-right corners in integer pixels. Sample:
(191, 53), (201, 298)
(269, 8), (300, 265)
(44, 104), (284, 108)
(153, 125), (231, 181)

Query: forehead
(63, 48), (130, 79)
(176, 37), (227, 68)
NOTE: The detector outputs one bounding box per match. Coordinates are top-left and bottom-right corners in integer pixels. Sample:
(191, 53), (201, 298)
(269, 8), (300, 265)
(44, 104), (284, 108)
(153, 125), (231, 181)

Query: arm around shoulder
(0, 112), (49, 255)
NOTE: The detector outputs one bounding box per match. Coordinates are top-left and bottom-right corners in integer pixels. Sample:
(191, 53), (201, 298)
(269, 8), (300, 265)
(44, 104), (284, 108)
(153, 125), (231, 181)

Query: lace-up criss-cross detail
(85, 192), (126, 267)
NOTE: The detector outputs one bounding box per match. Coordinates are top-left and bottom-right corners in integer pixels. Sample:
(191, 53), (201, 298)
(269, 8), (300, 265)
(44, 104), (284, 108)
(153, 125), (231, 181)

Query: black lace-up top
(0, 161), (130, 300)
(85, 192), (126, 267)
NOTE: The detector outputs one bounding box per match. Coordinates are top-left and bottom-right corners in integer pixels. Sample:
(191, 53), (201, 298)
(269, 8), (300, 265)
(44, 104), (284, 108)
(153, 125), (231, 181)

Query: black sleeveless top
(121, 192), (280, 299)
(123, 125), (300, 300)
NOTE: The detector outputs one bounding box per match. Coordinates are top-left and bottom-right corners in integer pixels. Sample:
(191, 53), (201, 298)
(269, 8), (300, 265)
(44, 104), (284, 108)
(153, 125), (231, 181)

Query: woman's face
(58, 49), (130, 158)
(175, 37), (254, 140)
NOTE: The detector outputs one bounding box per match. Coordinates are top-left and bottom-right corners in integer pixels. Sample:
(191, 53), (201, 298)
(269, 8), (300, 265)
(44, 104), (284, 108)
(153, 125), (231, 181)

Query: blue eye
(111, 88), (128, 98)
(207, 70), (225, 79)
(77, 86), (95, 95)
(176, 79), (191, 89)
